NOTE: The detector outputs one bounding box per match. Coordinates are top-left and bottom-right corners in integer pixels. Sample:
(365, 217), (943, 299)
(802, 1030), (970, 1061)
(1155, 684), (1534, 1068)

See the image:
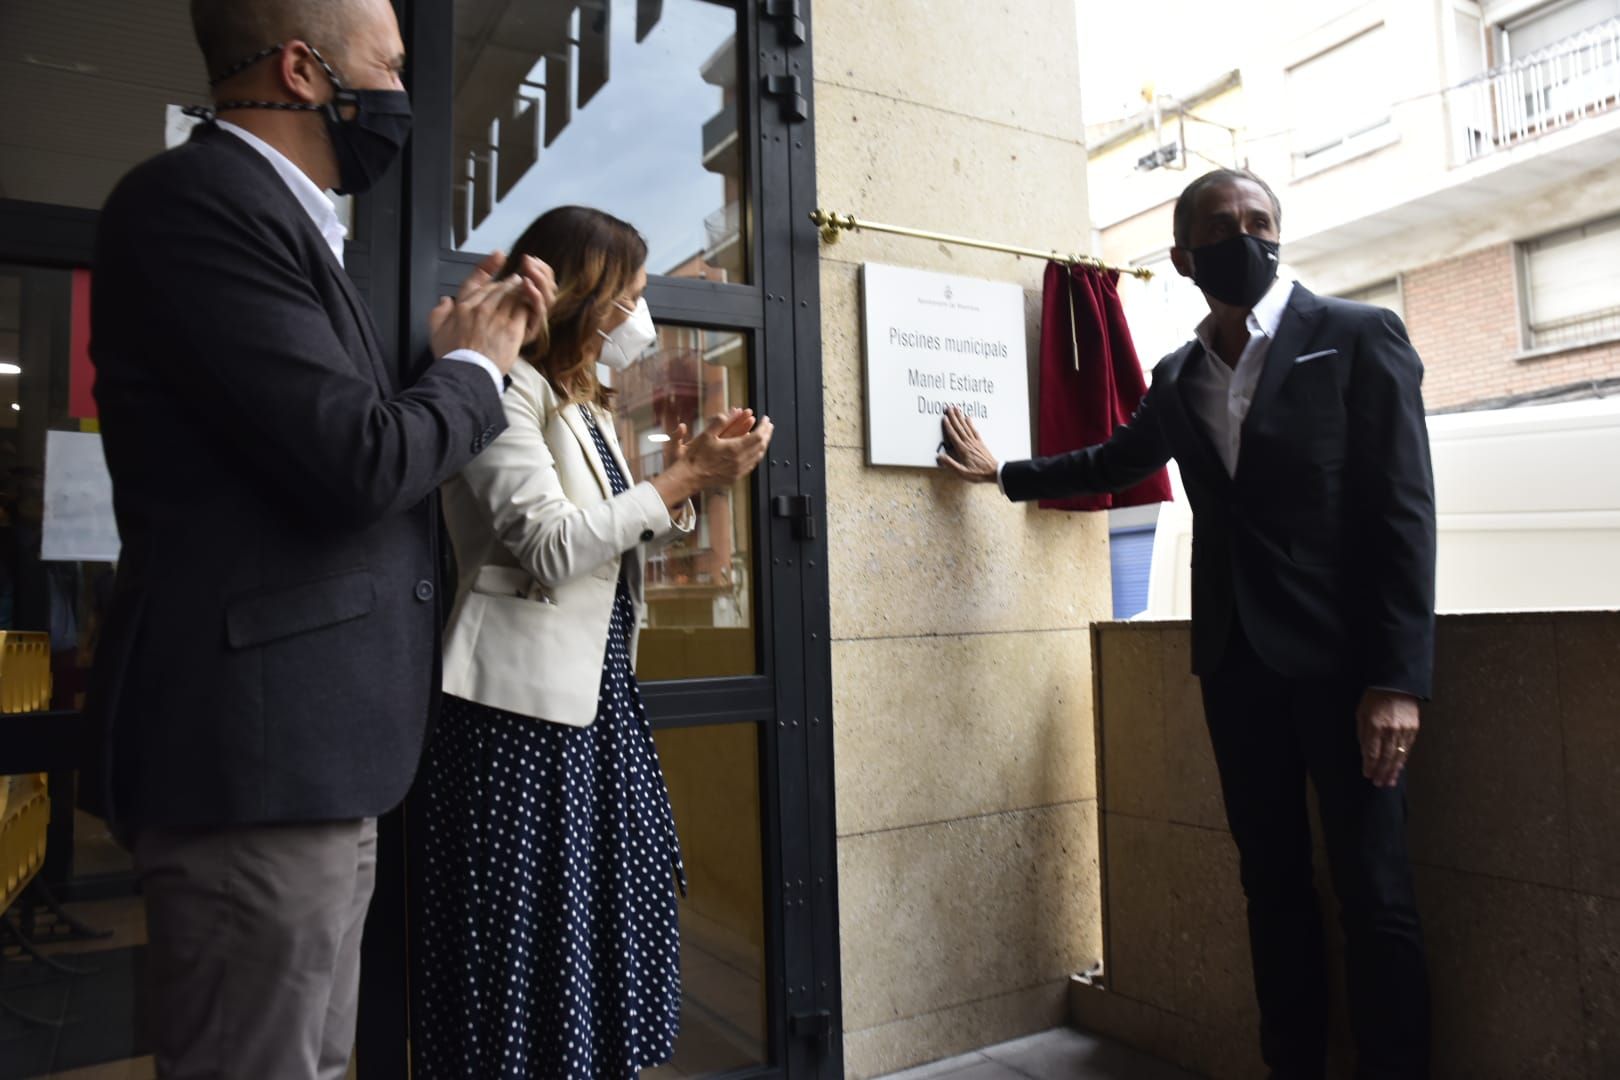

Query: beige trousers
(135, 818), (379, 1080)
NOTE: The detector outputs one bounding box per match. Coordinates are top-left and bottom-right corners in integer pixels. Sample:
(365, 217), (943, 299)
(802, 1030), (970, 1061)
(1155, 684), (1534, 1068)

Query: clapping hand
(669, 407), (759, 467)
(651, 407), (774, 509)
(428, 249), (557, 375)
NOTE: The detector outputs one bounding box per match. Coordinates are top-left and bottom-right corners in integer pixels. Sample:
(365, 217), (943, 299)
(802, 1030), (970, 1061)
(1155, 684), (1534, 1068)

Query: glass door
(371, 1), (840, 1076)
(0, 4), (206, 1076)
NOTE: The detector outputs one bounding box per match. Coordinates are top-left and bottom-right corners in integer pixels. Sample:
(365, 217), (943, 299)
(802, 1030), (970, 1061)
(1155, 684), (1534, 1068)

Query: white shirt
(1181, 277), (1295, 477)
(217, 120), (347, 266)
(992, 276), (1295, 490)
(216, 120), (503, 394)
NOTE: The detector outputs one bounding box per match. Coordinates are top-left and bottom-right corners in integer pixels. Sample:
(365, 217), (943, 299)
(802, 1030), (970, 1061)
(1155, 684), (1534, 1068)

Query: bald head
(190, 0), (363, 83)
(187, 0), (405, 192)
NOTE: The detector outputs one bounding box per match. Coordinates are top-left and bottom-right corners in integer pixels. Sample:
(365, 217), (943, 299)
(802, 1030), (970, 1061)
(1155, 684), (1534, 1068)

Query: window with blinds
(1286, 25), (1393, 161)
(1520, 214), (1620, 349)
(1340, 278), (1405, 323)
(1500, 0), (1620, 63)
(1109, 526), (1156, 620)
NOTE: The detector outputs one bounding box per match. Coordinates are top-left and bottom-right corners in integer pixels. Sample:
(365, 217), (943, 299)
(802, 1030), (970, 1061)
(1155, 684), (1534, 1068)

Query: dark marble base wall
(1076, 613), (1620, 1079)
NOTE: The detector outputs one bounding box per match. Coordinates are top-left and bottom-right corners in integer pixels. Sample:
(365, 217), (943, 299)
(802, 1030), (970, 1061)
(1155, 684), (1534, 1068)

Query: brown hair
(503, 206), (649, 410)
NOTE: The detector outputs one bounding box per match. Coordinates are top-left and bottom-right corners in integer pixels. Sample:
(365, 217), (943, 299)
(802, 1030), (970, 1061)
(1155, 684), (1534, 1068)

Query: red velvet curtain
(1036, 262), (1172, 511)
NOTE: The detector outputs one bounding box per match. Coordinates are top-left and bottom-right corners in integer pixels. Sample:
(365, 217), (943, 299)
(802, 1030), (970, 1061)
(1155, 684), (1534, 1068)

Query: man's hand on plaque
(937, 406), (1000, 483)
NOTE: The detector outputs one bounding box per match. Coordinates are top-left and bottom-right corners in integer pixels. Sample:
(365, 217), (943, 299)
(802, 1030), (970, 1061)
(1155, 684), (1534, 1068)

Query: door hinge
(763, 72), (808, 124)
(772, 492), (816, 541)
(790, 1008), (834, 1055)
(763, 0), (806, 45)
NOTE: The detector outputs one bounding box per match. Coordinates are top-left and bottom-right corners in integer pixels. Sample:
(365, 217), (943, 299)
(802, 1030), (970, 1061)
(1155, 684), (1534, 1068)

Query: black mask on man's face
(195, 42), (412, 195)
(1188, 233), (1280, 309)
(318, 73), (413, 196)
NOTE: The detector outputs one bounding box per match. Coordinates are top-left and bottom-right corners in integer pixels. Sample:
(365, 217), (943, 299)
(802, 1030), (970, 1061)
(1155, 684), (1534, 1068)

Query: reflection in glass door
(0, 263), (147, 1080)
(615, 325), (755, 681)
(621, 322), (766, 1075)
(450, 0), (750, 285)
(652, 722), (767, 1074)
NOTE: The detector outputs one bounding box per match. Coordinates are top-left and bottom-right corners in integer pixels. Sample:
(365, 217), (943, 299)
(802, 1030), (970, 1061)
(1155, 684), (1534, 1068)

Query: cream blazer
(440, 362), (694, 726)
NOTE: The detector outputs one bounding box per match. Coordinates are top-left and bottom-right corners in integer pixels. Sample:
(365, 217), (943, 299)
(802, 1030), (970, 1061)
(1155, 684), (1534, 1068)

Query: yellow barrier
(0, 631), (54, 913)
(0, 774), (49, 913)
(0, 631), (52, 715)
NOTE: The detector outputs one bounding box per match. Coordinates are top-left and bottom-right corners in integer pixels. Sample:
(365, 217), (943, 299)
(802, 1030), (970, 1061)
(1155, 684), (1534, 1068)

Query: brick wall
(1402, 242), (1620, 411)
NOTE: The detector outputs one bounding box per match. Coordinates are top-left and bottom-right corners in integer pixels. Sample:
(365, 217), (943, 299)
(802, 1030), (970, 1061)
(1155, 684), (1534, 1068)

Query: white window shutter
(1287, 26), (1393, 158)
(1525, 215), (1620, 346)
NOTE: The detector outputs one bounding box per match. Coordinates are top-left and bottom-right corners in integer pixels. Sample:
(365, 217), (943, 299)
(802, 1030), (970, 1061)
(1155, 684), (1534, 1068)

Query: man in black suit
(86, 0), (555, 1075)
(941, 169), (1434, 1079)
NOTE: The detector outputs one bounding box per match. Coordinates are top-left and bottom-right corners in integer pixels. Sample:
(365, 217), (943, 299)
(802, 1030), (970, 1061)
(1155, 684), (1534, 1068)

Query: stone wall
(1077, 613), (1620, 1079)
(810, 1), (1113, 1075)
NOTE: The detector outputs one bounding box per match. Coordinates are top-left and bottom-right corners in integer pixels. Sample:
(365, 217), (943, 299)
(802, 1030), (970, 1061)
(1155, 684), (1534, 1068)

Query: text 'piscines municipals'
(888, 327), (1011, 360)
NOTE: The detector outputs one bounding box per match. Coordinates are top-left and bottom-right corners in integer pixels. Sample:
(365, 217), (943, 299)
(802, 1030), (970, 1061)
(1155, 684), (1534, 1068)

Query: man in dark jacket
(941, 169), (1435, 1079)
(87, 0), (553, 1074)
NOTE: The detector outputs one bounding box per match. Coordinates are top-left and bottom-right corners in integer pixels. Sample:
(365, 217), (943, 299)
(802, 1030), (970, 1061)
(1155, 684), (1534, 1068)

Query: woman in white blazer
(410, 206), (772, 1079)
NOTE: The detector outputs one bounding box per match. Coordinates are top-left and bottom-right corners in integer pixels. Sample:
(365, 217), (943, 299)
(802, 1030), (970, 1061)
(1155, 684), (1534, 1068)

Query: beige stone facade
(810, 2), (1112, 1075)
(1084, 2), (1620, 412)
(1080, 613), (1620, 1079)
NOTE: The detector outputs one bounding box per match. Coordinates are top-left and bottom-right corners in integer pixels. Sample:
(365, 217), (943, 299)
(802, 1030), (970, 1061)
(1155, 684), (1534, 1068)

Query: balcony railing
(1446, 16), (1620, 164)
(703, 201), (743, 258)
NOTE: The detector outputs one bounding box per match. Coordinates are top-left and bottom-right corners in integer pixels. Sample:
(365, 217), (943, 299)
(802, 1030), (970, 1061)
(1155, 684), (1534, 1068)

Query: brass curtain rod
(809, 209), (1154, 281)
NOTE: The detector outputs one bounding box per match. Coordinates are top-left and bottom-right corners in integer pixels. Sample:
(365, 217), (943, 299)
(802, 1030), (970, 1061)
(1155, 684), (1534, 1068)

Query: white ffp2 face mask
(597, 298), (657, 371)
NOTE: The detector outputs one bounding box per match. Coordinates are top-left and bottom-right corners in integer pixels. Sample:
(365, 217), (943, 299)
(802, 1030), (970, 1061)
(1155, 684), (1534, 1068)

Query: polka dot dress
(413, 404), (685, 1079)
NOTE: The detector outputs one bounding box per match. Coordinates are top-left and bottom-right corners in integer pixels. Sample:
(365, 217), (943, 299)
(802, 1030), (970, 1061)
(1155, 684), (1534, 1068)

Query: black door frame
(359, 1), (842, 1076)
(0, 201), (120, 900)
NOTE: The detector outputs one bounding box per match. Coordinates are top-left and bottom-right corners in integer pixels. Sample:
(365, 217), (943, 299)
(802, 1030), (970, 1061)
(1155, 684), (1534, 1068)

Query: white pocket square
(1293, 349), (1339, 365)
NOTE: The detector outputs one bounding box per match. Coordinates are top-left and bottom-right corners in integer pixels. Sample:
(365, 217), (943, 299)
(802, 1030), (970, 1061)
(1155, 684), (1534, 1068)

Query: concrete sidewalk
(876, 1027), (1201, 1080)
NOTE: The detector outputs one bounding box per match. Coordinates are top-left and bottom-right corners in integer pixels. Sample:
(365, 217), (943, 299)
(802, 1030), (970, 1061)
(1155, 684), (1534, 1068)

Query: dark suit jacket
(1002, 285), (1437, 699)
(86, 122), (507, 828)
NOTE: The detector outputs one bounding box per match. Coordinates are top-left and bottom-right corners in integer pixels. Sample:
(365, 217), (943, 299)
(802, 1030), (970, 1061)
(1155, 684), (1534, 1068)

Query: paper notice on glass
(43, 430), (121, 563)
(164, 103), (204, 150)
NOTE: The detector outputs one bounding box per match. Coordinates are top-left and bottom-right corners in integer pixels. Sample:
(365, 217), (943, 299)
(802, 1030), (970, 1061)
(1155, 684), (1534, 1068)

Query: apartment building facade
(1088, 0), (1620, 412)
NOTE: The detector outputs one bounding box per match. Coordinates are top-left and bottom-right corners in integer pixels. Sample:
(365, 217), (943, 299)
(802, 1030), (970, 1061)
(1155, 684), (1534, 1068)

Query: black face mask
(1188, 233), (1280, 309)
(196, 42), (412, 195)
